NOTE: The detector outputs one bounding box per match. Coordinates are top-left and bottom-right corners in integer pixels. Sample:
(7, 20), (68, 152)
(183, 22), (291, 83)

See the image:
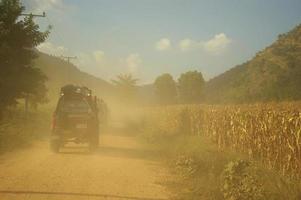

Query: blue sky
(22, 0), (301, 83)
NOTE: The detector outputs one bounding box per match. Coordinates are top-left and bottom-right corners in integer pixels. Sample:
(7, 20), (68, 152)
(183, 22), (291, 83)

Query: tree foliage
(178, 71), (205, 103)
(154, 73), (177, 104)
(0, 0), (50, 112)
(111, 74), (138, 103)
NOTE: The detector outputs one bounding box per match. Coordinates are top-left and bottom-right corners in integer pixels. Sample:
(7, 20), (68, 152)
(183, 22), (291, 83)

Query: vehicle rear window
(59, 97), (90, 113)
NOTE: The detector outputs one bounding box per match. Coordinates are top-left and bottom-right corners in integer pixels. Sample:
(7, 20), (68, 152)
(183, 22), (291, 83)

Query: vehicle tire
(50, 139), (61, 153)
(89, 130), (99, 152)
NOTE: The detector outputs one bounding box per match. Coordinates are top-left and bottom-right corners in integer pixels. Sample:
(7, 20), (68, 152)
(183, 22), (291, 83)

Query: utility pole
(20, 12), (46, 17)
(60, 56), (77, 63)
(21, 11), (46, 118)
(60, 56), (77, 84)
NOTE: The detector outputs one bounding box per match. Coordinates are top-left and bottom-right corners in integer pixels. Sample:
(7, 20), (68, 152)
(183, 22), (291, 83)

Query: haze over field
(22, 0), (301, 83)
(1, 1), (301, 200)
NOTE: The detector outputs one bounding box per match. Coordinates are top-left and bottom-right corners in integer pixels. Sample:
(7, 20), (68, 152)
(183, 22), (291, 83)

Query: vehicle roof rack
(60, 84), (92, 97)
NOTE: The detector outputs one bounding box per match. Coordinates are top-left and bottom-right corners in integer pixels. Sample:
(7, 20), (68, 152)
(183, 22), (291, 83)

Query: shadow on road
(0, 190), (168, 200)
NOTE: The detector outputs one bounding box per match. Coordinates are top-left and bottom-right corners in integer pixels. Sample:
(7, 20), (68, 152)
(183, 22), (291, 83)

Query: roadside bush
(0, 108), (51, 153)
(138, 110), (301, 200)
(221, 160), (264, 200)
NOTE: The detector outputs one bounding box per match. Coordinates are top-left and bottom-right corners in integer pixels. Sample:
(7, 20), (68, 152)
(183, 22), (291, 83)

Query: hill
(34, 52), (114, 102)
(204, 24), (301, 103)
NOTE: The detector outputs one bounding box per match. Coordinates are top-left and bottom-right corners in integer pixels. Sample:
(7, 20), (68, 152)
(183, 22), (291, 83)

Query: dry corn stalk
(145, 102), (301, 177)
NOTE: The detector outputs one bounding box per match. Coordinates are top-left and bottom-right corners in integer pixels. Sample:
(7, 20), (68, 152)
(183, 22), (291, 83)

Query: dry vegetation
(137, 102), (301, 199)
(143, 102), (301, 177)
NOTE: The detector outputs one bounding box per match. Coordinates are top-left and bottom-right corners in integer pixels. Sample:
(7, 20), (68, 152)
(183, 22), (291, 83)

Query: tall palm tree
(111, 74), (139, 101)
(112, 74), (138, 89)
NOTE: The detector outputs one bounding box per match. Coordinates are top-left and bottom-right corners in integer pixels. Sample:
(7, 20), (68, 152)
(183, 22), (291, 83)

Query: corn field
(144, 102), (301, 177)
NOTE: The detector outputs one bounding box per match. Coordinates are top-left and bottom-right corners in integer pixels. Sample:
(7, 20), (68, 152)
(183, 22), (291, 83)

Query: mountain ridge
(204, 24), (301, 103)
(34, 52), (114, 101)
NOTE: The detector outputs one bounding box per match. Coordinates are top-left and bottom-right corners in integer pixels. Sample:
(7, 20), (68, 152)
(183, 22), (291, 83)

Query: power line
(45, 15), (77, 64)
(45, 14), (65, 46)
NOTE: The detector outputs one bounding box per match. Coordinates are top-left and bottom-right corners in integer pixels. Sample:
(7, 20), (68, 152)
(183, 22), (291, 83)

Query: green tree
(111, 74), (138, 103)
(178, 70), (205, 103)
(154, 73), (177, 104)
(0, 0), (50, 114)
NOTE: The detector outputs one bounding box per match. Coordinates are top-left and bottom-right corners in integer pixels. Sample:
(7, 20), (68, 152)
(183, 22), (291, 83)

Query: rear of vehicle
(51, 91), (99, 152)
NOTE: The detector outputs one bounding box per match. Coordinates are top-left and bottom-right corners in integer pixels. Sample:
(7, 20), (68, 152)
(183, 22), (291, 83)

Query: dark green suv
(50, 85), (99, 152)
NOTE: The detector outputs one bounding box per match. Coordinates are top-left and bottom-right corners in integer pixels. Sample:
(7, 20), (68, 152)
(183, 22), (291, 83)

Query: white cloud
(177, 33), (231, 54)
(203, 33), (231, 54)
(37, 43), (106, 71)
(126, 53), (141, 74)
(76, 52), (94, 67)
(155, 38), (171, 51)
(179, 38), (200, 51)
(179, 39), (193, 51)
(93, 50), (105, 63)
(37, 42), (69, 56)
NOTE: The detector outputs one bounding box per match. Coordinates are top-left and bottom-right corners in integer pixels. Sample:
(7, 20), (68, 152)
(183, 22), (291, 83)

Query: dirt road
(0, 129), (171, 200)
